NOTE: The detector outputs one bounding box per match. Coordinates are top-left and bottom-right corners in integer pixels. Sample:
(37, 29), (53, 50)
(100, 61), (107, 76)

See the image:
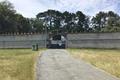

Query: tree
(91, 11), (120, 32)
(91, 12), (107, 32)
(0, 1), (33, 33)
(0, 1), (120, 33)
(62, 11), (74, 33)
(30, 18), (44, 33)
(37, 10), (90, 33)
(37, 10), (63, 33)
(15, 14), (32, 33)
(102, 11), (120, 32)
(75, 11), (89, 32)
(0, 0), (16, 33)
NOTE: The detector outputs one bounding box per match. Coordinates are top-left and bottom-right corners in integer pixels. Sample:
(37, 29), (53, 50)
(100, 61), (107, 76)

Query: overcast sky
(2, 0), (120, 18)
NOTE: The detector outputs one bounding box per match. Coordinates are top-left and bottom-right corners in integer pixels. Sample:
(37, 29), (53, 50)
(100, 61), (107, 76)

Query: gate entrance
(47, 33), (66, 49)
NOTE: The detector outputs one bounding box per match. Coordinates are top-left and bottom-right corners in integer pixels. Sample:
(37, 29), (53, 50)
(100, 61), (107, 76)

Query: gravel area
(36, 49), (120, 80)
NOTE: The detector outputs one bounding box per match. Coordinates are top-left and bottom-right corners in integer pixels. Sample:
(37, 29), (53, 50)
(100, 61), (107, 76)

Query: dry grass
(0, 49), (42, 80)
(68, 49), (120, 78)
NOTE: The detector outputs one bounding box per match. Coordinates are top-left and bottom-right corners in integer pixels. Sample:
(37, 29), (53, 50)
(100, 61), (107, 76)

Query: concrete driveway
(36, 49), (120, 80)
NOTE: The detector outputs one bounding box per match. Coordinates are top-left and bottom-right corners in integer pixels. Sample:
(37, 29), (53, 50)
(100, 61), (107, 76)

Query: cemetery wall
(0, 34), (46, 48)
(1, 33), (120, 49)
(67, 33), (120, 48)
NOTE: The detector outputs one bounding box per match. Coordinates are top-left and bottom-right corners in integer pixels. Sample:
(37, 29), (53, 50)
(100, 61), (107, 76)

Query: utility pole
(44, 17), (48, 48)
(44, 21), (47, 48)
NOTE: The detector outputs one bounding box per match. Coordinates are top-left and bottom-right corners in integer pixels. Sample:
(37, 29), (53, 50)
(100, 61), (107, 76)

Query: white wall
(1, 33), (120, 49)
(0, 34), (46, 48)
(67, 33), (120, 48)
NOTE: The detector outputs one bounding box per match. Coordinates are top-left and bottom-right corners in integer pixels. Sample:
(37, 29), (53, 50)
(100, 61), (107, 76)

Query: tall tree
(102, 11), (120, 32)
(30, 18), (44, 33)
(15, 14), (32, 33)
(75, 11), (89, 32)
(62, 11), (74, 33)
(37, 10), (62, 33)
(0, 0), (32, 33)
(91, 12), (107, 32)
(91, 11), (120, 32)
(0, 0), (16, 33)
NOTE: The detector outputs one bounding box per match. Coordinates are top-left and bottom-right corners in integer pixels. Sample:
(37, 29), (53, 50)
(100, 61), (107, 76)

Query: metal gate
(47, 33), (67, 49)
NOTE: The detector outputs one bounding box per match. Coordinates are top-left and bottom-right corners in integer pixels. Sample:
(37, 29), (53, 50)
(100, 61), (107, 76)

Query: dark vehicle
(47, 35), (66, 49)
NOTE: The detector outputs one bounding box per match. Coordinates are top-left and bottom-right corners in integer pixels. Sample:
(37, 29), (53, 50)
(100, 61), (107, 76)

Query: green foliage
(0, 1), (32, 33)
(37, 10), (63, 33)
(30, 18), (44, 33)
(0, 0), (16, 33)
(91, 11), (120, 32)
(37, 10), (89, 33)
(0, 1), (120, 33)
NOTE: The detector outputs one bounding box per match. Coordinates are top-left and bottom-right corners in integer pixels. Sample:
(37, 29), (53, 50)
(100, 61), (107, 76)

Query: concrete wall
(1, 33), (120, 49)
(67, 33), (120, 48)
(0, 34), (46, 48)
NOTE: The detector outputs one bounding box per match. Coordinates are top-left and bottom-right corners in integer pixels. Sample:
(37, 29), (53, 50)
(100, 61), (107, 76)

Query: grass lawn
(68, 49), (120, 78)
(0, 49), (43, 80)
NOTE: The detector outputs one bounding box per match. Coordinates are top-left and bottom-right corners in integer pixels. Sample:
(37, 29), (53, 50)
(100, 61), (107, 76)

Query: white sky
(1, 0), (120, 18)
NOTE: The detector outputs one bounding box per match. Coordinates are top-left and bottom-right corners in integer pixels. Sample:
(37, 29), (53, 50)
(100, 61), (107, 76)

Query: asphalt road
(36, 49), (120, 80)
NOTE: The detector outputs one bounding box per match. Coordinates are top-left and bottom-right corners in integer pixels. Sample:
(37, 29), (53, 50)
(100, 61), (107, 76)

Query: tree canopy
(0, 0), (120, 34)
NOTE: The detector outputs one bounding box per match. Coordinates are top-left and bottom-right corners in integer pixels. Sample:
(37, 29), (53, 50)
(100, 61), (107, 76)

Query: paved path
(36, 49), (120, 80)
